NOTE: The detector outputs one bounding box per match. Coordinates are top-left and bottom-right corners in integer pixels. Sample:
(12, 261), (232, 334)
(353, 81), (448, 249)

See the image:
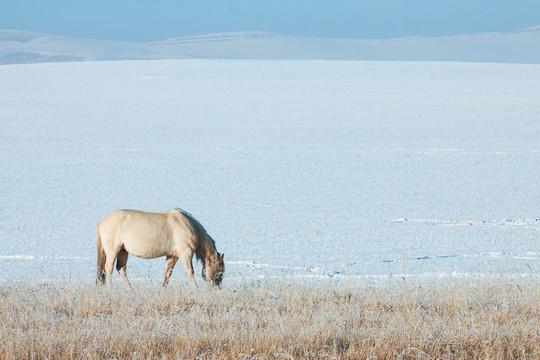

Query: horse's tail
(96, 223), (106, 284)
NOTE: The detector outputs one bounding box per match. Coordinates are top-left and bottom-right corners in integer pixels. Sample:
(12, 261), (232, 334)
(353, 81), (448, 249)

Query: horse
(96, 208), (224, 288)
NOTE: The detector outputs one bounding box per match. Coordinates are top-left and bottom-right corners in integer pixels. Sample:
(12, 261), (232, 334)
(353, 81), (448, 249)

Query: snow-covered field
(0, 59), (539, 284)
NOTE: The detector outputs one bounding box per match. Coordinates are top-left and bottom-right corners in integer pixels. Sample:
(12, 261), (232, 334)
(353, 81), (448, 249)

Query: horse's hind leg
(162, 255), (179, 287)
(104, 255), (116, 286)
(116, 249), (132, 289)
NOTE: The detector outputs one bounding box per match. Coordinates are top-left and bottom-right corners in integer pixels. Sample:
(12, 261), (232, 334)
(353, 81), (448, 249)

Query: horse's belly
(122, 238), (173, 259)
(126, 247), (164, 259)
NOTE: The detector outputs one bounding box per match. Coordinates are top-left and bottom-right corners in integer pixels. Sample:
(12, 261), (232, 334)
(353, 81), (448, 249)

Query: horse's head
(203, 252), (225, 287)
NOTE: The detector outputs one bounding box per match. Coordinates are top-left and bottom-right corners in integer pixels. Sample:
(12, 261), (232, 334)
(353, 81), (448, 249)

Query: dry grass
(0, 278), (539, 359)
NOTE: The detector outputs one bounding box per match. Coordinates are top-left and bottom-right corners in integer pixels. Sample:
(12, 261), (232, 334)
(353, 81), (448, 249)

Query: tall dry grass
(0, 278), (539, 359)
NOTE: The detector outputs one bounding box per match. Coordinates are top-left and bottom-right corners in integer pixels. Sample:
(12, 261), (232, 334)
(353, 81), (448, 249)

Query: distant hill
(1, 27), (540, 65)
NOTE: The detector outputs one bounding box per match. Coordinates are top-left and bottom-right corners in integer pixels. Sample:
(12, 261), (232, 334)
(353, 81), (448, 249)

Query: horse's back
(98, 209), (142, 233)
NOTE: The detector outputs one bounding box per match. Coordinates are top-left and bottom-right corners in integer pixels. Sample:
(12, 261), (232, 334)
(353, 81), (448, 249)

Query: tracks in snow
(392, 218), (539, 227)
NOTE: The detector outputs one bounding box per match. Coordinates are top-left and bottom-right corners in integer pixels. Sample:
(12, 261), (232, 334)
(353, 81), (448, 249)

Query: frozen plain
(0, 59), (539, 285)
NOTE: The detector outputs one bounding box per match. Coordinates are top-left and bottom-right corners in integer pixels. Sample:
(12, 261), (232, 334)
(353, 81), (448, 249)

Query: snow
(0, 59), (539, 284)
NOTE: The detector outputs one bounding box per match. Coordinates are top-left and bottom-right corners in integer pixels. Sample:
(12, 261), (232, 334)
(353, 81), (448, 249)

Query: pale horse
(96, 208), (225, 288)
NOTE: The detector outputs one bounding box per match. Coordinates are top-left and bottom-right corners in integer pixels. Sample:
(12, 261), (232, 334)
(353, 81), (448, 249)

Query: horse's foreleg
(162, 255), (179, 287)
(116, 249), (132, 290)
(179, 251), (197, 288)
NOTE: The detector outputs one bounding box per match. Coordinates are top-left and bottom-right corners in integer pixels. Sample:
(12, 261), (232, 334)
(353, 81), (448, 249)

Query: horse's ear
(219, 253), (224, 262)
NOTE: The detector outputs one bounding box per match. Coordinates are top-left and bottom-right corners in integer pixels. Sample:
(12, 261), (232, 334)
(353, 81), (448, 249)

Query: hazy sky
(2, 0), (540, 41)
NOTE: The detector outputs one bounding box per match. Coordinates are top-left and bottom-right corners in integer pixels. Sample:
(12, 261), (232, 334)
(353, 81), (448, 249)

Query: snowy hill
(1, 26), (540, 64)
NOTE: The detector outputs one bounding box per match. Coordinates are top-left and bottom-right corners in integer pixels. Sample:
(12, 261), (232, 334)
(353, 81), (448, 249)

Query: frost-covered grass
(1, 279), (539, 359)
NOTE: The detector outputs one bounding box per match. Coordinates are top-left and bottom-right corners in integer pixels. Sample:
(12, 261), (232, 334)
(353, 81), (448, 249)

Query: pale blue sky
(1, 0), (540, 41)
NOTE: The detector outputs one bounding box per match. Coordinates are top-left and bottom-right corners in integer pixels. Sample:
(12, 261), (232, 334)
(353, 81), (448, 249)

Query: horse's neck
(196, 237), (216, 263)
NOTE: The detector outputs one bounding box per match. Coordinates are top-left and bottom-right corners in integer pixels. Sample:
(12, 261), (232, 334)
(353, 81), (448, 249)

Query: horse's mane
(174, 208), (217, 261)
